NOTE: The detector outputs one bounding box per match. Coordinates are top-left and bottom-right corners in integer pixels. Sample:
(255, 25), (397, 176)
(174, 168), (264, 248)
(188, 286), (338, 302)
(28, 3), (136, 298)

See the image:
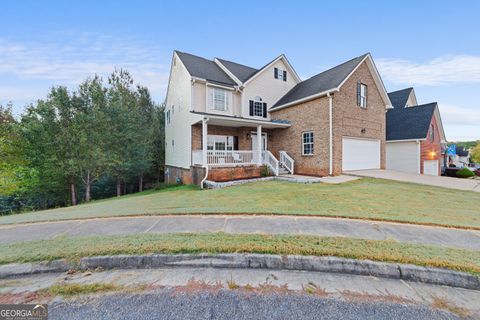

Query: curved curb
(1, 254), (479, 291)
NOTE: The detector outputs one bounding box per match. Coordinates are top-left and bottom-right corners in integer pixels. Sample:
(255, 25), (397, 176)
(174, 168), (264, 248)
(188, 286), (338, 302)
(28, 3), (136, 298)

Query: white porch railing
(262, 151), (279, 176)
(198, 150), (257, 166)
(280, 150), (294, 174)
(192, 150), (280, 175)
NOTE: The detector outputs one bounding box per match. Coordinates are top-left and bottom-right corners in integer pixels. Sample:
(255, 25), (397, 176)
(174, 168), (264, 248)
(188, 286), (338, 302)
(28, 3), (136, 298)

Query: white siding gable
(242, 58), (298, 119)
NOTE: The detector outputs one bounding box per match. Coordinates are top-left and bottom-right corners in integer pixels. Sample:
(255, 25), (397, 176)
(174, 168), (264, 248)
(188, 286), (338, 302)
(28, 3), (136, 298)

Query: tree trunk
(116, 178), (122, 197)
(139, 174), (143, 192)
(123, 180), (127, 195)
(85, 171), (91, 202)
(70, 182), (77, 206)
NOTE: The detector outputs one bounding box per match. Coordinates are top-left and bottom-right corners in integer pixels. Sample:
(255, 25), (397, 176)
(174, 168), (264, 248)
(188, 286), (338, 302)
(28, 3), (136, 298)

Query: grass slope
(1, 179), (479, 228)
(1, 233), (479, 274)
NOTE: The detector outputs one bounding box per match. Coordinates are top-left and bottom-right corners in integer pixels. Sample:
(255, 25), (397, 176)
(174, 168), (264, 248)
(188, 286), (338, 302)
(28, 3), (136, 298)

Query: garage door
(342, 138), (381, 171)
(386, 141), (420, 174)
(423, 160), (439, 176)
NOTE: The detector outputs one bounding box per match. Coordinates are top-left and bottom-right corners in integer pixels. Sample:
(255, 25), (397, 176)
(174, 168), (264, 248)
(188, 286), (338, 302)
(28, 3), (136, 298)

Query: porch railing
(262, 151), (279, 176)
(205, 150), (257, 166)
(192, 150), (281, 176)
(280, 150), (294, 174)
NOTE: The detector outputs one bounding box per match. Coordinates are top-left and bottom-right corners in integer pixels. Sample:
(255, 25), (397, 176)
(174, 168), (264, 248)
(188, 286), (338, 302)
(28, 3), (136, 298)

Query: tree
(105, 69), (138, 196)
(471, 142), (480, 163)
(75, 76), (108, 202)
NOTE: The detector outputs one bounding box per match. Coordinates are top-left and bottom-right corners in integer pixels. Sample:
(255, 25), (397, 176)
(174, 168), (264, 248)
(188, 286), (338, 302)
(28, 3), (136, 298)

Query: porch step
(278, 167), (290, 175)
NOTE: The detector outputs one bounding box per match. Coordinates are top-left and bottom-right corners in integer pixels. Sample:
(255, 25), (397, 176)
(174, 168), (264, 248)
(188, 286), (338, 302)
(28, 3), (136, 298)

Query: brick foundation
(207, 165), (265, 182)
(165, 165), (205, 185)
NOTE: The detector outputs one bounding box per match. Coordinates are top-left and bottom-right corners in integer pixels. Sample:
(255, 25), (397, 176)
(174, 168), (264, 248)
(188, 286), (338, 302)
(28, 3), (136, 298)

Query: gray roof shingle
(388, 88), (414, 108)
(216, 58), (258, 83)
(272, 53), (369, 108)
(175, 51), (237, 86)
(386, 102), (437, 141)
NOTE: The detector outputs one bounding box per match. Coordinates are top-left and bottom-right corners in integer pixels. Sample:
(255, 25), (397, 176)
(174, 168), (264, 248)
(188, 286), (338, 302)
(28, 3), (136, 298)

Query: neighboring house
(385, 88), (447, 176)
(164, 50), (392, 185)
(449, 146), (470, 167)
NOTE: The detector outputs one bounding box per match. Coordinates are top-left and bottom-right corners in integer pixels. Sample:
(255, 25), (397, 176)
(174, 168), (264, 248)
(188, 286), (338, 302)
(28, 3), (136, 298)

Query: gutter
(327, 92), (333, 175)
(200, 117), (209, 189)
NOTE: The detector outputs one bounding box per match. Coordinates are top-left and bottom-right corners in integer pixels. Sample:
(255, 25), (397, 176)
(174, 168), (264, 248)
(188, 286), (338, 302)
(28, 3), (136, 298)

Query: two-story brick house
(164, 50), (392, 185)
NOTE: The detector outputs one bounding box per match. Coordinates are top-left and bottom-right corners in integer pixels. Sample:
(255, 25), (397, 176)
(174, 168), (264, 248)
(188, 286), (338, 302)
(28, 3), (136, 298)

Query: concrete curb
(1, 254), (479, 291)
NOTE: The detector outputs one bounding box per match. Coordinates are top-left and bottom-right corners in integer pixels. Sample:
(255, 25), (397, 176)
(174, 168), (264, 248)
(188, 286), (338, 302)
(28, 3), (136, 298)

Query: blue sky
(1, 0), (479, 141)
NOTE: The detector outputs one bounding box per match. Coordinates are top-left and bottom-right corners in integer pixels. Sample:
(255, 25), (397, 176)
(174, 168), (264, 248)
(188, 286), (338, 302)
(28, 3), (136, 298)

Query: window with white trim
(166, 110), (170, 124)
(274, 67), (287, 81)
(208, 87), (229, 111)
(429, 124), (435, 142)
(357, 83), (367, 108)
(249, 96), (267, 118)
(207, 135), (234, 151)
(302, 131), (314, 155)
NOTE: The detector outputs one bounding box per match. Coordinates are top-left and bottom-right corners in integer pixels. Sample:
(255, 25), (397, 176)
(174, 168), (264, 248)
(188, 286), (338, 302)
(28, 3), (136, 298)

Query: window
(208, 87), (229, 111)
(274, 68), (287, 81)
(172, 106), (174, 115)
(249, 96), (267, 118)
(207, 135), (234, 151)
(302, 131), (314, 155)
(357, 83), (367, 108)
(166, 110), (170, 124)
(429, 124), (435, 142)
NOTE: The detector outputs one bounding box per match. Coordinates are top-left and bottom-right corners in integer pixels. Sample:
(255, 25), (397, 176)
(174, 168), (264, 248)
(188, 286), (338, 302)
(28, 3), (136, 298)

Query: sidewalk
(1, 215), (479, 251)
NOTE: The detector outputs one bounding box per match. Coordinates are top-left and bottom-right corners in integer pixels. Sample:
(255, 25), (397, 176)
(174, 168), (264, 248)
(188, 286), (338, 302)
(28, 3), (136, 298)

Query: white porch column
(256, 125), (262, 165)
(202, 118), (208, 166)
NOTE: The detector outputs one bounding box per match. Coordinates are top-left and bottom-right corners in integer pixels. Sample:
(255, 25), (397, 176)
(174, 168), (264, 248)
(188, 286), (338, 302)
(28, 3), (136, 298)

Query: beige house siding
(242, 59), (298, 119)
(192, 81), (241, 117)
(270, 61), (386, 175)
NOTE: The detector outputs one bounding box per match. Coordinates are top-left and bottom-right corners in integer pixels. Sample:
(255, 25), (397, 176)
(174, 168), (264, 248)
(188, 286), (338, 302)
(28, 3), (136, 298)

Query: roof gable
(388, 88), (415, 108)
(271, 53), (391, 110)
(175, 51), (237, 86)
(243, 54), (301, 86)
(386, 102), (437, 141)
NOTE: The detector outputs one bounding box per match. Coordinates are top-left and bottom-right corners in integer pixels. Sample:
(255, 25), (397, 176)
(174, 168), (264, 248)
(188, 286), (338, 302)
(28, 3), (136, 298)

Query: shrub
(261, 165), (270, 177)
(456, 168), (474, 178)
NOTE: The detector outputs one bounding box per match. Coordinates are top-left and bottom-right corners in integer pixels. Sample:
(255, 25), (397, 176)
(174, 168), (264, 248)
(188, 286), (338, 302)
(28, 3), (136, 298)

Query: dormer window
(249, 96), (267, 118)
(274, 68), (287, 81)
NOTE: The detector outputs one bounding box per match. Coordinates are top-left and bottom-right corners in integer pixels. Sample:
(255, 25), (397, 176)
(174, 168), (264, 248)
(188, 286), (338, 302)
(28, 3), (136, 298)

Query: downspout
(200, 117), (209, 189)
(327, 92), (333, 175)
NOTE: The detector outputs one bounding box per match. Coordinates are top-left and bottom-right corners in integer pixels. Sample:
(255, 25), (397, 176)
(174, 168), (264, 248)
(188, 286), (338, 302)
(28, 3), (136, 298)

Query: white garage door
(386, 141), (420, 174)
(423, 160), (439, 176)
(342, 138), (381, 171)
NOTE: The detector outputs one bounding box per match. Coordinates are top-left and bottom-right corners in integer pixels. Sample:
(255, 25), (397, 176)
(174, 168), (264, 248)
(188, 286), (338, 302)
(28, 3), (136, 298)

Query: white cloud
(438, 103), (480, 126)
(377, 55), (480, 86)
(0, 33), (170, 108)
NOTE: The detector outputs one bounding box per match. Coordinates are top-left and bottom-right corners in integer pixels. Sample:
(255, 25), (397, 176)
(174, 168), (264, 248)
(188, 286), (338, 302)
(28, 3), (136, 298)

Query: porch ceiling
(192, 111), (290, 129)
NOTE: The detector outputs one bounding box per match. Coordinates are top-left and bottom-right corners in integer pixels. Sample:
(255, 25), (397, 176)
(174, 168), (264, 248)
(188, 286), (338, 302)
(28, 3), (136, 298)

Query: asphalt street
(49, 289), (461, 320)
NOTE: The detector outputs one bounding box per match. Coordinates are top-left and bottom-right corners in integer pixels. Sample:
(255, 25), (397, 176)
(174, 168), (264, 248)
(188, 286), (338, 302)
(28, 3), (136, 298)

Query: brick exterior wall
(207, 166), (264, 182)
(420, 114), (442, 175)
(164, 165), (205, 185)
(270, 61), (386, 176)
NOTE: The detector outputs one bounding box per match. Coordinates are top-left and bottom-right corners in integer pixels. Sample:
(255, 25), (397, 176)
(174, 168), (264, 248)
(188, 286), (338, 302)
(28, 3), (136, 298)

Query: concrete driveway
(346, 169), (480, 192)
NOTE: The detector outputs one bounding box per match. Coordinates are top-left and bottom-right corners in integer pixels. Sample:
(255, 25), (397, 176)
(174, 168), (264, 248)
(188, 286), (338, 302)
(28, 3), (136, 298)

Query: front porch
(191, 114), (294, 178)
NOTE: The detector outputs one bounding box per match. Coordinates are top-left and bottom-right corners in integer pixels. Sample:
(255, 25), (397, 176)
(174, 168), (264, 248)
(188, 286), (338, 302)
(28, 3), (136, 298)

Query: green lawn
(1, 233), (479, 274)
(1, 178), (479, 228)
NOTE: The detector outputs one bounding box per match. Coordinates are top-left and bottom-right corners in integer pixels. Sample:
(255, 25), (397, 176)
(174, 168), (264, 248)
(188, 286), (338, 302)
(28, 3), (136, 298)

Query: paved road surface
(49, 290), (460, 320)
(2, 267), (476, 319)
(1, 215), (479, 251)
